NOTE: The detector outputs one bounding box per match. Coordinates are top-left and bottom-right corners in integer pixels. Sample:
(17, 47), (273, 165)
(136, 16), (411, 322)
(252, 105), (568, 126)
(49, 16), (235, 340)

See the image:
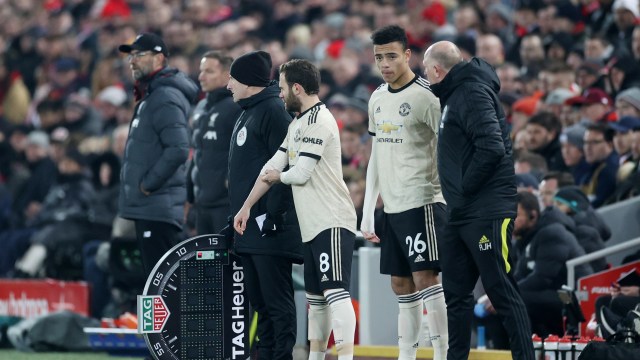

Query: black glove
(261, 213), (284, 237)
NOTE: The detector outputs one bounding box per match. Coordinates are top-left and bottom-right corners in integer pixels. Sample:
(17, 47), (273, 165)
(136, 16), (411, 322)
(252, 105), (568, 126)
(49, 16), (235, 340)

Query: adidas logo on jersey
(414, 254), (425, 263)
(479, 235), (492, 251)
(375, 106), (381, 113)
(321, 274), (329, 282)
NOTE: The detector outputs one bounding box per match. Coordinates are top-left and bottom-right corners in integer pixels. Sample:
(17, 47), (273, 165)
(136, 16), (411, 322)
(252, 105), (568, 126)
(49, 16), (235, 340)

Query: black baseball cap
(118, 33), (168, 57)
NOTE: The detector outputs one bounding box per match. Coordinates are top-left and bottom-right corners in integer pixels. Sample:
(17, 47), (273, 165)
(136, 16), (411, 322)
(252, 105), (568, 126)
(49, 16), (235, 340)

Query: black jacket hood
(237, 81), (280, 110)
(431, 58), (500, 105)
(148, 67), (199, 104)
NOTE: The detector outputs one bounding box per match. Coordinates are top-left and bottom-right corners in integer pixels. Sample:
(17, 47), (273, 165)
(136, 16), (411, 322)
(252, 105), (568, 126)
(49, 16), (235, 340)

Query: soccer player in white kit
(361, 25), (449, 360)
(234, 59), (358, 360)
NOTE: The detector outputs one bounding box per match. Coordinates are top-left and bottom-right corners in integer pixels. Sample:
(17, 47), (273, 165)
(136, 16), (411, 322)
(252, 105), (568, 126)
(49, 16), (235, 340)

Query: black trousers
(441, 218), (534, 360)
(134, 219), (182, 276)
(240, 254), (296, 360)
(521, 289), (564, 337)
(195, 205), (229, 235)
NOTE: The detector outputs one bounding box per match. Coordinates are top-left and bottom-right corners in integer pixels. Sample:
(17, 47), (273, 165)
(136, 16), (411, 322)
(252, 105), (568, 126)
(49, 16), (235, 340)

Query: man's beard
(132, 68), (146, 81)
(285, 93), (302, 113)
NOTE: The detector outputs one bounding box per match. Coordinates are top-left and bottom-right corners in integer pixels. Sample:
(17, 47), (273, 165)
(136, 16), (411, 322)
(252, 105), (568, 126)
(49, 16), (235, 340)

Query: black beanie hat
(229, 51), (272, 87)
(554, 186), (590, 213)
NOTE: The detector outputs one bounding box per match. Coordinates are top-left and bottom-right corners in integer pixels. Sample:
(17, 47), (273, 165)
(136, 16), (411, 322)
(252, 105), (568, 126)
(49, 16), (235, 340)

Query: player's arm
(361, 139), (380, 242)
(234, 148), (288, 234)
(278, 155), (319, 185)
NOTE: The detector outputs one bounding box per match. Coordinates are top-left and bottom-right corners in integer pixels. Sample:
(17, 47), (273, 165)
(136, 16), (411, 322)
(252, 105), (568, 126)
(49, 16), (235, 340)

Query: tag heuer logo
(399, 103), (411, 116)
(138, 295), (170, 333)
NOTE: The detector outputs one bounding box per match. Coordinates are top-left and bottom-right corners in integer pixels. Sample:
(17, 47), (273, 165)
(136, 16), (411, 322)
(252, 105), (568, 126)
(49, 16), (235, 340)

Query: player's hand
(362, 231), (380, 243)
(234, 206), (250, 235)
(262, 169), (281, 185)
(611, 282), (621, 297)
(485, 300), (496, 314)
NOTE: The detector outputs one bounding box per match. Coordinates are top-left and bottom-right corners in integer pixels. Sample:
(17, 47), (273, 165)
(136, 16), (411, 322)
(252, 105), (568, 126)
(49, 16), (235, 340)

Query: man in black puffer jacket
(117, 33), (198, 274)
(513, 192), (593, 336)
(226, 50), (302, 360)
(424, 41), (534, 360)
(187, 51), (242, 235)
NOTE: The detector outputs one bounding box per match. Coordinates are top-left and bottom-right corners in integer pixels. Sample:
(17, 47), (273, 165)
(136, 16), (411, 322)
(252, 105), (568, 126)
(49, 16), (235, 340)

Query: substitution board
(137, 234), (250, 360)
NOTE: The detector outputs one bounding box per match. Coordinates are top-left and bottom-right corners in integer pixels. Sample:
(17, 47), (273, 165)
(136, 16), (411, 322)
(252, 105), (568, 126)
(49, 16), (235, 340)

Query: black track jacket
(431, 58), (517, 224)
(228, 83), (303, 262)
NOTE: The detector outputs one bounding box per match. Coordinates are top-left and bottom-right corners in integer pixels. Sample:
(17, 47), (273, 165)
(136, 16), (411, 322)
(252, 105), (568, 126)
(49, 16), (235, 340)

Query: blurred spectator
(587, 0), (616, 42)
(543, 88), (576, 126)
(632, 25), (640, 60)
(552, 1), (583, 35)
(545, 32), (574, 62)
(595, 269), (640, 338)
(453, 4), (481, 39)
(340, 125), (364, 170)
(615, 87), (640, 117)
(610, 115), (640, 165)
(513, 191), (592, 337)
(553, 186), (608, 272)
(14, 149), (97, 279)
(538, 171), (576, 208)
(63, 93), (103, 140)
(606, 120), (640, 203)
(525, 111), (568, 172)
(496, 63), (522, 94)
(89, 151), (121, 233)
(515, 172), (540, 193)
(499, 92), (520, 128)
(476, 34), (505, 67)
(0, 125), (31, 198)
(35, 99), (65, 132)
(10, 131), (57, 228)
(560, 123), (590, 184)
(95, 85), (129, 136)
(608, 56), (640, 95)
(580, 122), (619, 207)
(565, 87), (616, 123)
(611, 0), (639, 56)
(584, 35), (614, 63)
(538, 63), (576, 96)
(46, 57), (85, 102)
(511, 93), (541, 139)
(575, 60), (606, 91)
(519, 33), (545, 73)
(514, 150), (548, 181)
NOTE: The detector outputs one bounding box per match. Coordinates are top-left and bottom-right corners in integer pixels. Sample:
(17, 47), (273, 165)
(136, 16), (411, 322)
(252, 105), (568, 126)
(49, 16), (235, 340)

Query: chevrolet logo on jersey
(377, 121), (402, 134)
